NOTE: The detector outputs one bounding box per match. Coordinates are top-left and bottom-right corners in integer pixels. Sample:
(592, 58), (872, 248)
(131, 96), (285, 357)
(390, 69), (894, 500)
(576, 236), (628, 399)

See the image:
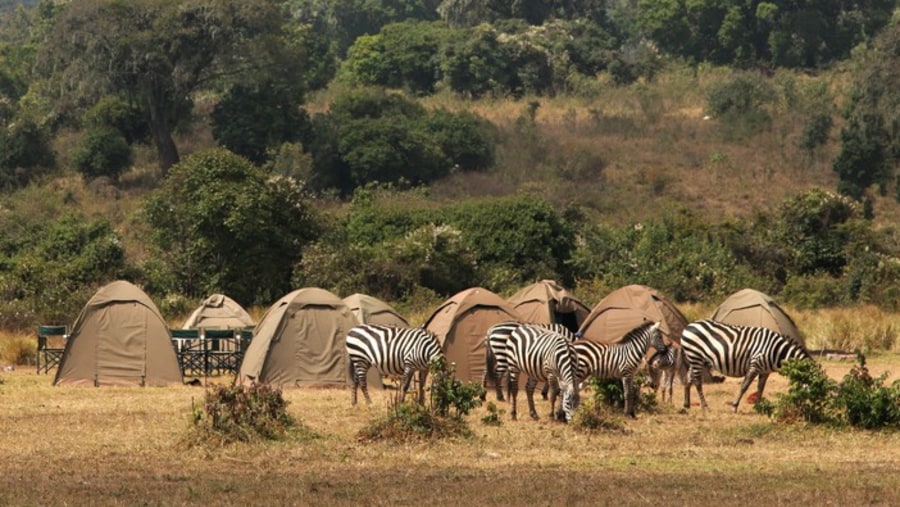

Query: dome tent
(423, 287), (522, 383)
(710, 288), (804, 345)
(237, 287), (380, 388)
(578, 284), (688, 345)
(54, 280), (182, 387)
(181, 293), (255, 330)
(506, 279), (590, 333)
(342, 293), (408, 327)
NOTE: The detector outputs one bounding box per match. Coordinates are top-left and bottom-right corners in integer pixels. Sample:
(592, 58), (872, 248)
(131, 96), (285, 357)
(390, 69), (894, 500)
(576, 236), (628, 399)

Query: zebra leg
(400, 367), (415, 403)
(358, 364), (373, 406)
(541, 382), (549, 400)
(623, 376), (636, 418)
(509, 369), (520, 420)
(754, 372), (770, 400)
(525, 377), (540, 420)
(547, 380), (561, 420)
(690, 366), (710, 411)
(350, 360), (360, 406)
(732, 368), (761, 412)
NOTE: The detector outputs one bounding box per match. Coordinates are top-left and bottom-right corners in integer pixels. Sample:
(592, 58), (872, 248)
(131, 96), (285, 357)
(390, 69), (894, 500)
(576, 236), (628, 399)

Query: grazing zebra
(573, 321), (667, 418)
(346, 324), (443, 406)
(680, 319), (811, 412)
(482, 321), (574, 401)
(502, 327), (580, 422)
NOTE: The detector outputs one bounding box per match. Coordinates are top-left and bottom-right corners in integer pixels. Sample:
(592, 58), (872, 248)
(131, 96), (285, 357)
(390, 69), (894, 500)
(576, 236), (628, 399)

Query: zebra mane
(621, 321), (660, 343)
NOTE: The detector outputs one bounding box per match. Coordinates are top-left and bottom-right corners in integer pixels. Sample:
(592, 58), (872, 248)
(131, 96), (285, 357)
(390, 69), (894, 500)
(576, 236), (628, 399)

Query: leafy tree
(211, 81), (310, 165)
(341, 20), (451, 94)
(440, 25), (514, 98)
(142, 149), (320, 305)
(287, 0), (441, 56)
(83, 95), (149, 145)
(0, 211), (125, 327)
(0, 117), (55, 188)
(38, 0), (306, 174)
(637, 0), (894, 68)
(833, 22), (900, 202)
(305, 88), (496, 193)
(775, 188), (860, 277)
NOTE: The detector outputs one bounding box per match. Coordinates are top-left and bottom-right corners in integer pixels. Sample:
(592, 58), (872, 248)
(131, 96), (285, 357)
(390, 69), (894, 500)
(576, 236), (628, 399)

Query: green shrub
(587, 375), (658, 414)
(83, 95), (149, 144)
(757, 354), (900, 430)
(481, 401), (504, 426)
(71, 126), (133, 181)
(835, 353), (900, 430)
(190, 383), (302, 445)
(571, 398), (628, 433)
(357, 357), (483, 442)
(758, 358), (839, 424)
(0, 118), (55, 188)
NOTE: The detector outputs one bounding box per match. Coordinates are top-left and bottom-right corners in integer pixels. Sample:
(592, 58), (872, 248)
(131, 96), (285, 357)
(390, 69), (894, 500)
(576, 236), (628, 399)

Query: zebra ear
(652, 322), (661, 332)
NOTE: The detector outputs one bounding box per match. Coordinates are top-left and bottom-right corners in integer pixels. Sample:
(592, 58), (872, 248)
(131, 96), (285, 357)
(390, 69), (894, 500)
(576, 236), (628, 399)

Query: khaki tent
(578, 284), (687, 345)
(710, 288), (804, 344)
(237, 287), (380, 388)
(342, 293), (408, 327)
(54, 280), (182, 387)
(423, 287), (522, 383)
(181, 293), (255, 330)
(507, 279), (590, 333)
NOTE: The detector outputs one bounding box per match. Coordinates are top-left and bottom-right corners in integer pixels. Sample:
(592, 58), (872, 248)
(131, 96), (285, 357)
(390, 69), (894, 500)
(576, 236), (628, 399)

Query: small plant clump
(189, 383), (307, 446)
(755, 354), (900, 430)
(570, 398), (628, 434)
(588, 375), (660, 414)
(481, 401), (504, 426)
(357, 356), (485, 442)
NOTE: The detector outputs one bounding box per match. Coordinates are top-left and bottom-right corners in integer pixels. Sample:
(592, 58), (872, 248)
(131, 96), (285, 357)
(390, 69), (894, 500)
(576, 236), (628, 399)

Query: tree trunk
(148, 97), (180, 176)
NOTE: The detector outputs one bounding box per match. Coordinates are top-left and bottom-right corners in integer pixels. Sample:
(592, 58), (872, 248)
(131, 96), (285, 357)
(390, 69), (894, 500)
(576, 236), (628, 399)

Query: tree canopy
(37, 0), (308, 174)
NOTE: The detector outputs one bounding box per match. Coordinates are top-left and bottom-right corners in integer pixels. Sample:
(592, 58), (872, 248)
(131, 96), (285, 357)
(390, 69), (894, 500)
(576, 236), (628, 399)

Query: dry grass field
(2, 353), (899, 506)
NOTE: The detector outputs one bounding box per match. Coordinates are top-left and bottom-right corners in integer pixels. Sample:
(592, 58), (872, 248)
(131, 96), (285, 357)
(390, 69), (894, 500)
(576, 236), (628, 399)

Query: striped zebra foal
(680, 319), (811, 412)
(346, 324), (443, 406)
(503, 327), (580, 422)
(573, 321), (667, 418)
(647, 343), (686, 404)
(482, 321), (574, 402)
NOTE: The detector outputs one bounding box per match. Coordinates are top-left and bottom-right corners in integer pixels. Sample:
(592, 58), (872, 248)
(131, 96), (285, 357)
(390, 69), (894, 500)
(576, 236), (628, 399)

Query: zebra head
(560, 344), (581, 422)
(561, 382), (580, 423)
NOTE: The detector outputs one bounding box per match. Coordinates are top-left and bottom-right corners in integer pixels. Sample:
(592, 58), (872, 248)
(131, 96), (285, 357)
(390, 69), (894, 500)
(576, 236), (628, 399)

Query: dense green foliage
(756, 355), (900, 429)
(71, 126), (133, 181)
(833, 22), (900, 201)
(305, 88), (495, 194)
(637, 0), (894, 68)
(0, 1), (897, 327)
(357, 357), (483, 442)
(0, 204), (126, 328)
(142, 149), (319, 306)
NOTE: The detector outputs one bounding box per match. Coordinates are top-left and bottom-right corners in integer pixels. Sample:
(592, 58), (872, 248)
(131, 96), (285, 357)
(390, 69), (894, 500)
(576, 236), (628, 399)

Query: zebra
(680, 319), (811, 412)
(502, 326), (580, 422)
(482, 321), (574, 402)
(573, 321), (667, 418)
(346, 324), (443, 406)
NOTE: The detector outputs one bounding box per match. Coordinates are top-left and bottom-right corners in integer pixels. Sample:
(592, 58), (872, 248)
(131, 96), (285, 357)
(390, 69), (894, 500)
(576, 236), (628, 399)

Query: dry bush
(0, 331), (35, 366)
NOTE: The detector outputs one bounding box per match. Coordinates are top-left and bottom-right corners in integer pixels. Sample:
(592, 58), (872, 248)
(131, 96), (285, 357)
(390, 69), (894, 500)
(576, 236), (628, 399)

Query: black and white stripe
(346, 324), (443, 406)
(680, 319), (810, 412)
(483, 321), (574, 401)
(502, 326), (580, 422)
(573, 321), (666, 418)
